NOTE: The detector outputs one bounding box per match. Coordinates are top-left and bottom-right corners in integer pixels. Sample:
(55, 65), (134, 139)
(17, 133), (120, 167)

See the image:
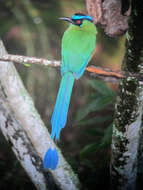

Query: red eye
(76, 20), (81, 25)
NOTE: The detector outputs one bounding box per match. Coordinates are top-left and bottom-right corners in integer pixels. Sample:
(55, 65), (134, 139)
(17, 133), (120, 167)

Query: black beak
(58, 17), (74, 24)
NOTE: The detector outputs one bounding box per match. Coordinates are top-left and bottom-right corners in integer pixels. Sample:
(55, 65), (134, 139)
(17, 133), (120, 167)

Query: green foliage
(75, 115), (112, 127)
(75, 79), (116, 122)
(75, 79), (116, 165)
(80, 142), (101, 158)
(88, 79), (115, 96)
(80, 124), (113, 158)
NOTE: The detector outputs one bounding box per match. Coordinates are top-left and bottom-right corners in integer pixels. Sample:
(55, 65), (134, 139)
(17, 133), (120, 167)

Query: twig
(1, 54), (143, 82)
(86, 66), (123, 79)
(0, 54), (61, 67)
(0, 54), (124, 80)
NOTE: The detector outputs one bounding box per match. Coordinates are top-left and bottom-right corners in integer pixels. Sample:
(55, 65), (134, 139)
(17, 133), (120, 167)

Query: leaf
(89, 92), (101, 99)
(75, 115), (112, 127)
(81, 159), (94, 168)
(86, 128), (105, 136)
(88, 79), (116, 96)
(80, 124), (113, 158)
(24, 63), (31, 67)
(76, 95), (114, 122)
(101, 124), (113, 146)
(76, 100), (98, 122)
(80, 143), (101, 158)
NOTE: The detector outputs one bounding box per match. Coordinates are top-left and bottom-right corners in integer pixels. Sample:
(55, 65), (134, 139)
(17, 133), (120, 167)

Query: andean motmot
(43, 13), (97, 170)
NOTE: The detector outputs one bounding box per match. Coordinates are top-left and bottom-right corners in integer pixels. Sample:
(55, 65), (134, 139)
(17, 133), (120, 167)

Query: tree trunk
(0, 40), (80, 190)
(110, 0), (143, 189)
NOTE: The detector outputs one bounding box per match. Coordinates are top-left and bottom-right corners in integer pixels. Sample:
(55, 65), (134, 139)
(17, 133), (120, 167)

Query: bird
(43, 13), (97, 170)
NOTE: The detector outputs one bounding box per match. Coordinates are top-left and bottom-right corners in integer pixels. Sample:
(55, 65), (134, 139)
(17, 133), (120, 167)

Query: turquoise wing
(61, 29), (96, 79)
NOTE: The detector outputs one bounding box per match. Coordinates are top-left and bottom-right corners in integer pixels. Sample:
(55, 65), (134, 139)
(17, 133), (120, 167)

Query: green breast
(61, 20), (97, 79)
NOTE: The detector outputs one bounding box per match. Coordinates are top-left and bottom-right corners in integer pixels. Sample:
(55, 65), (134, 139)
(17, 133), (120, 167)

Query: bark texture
(110, 0), (143, 189)
(0, 40), (80, 190)
(0, 85), (50, 190)
(137, 119), (143, 188)
(86, 0), (129, 36)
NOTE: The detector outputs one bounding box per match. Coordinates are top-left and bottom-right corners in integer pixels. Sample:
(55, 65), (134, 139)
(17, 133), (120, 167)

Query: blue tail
(43, 147), (58, 170)
(51, 72), (75, 140)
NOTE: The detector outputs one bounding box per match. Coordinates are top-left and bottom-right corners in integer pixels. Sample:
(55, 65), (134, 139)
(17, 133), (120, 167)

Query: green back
(61, 20), (97, 79)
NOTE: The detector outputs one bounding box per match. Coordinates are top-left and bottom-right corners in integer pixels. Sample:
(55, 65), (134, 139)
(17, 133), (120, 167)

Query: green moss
(114, 77), (140, 132)
(112, 126), (129, 168)
(111, 0), (143, 188)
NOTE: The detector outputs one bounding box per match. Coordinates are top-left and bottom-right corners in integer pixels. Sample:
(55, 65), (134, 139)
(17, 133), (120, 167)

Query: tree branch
(0, 40), (80, 190)
(1, 53), (143, 82)
(0, 54), (61, 67)
(0, 84), (50, 190)
(110, 0), (143, 189)
(0, 53), (124, 82)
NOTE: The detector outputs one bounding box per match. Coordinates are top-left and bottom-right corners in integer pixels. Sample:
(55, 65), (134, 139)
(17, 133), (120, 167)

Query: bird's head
(59, 13), (93, 27)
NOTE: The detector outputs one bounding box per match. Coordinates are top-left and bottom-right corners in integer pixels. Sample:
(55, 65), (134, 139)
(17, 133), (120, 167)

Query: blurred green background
(0, 0), (125, 189)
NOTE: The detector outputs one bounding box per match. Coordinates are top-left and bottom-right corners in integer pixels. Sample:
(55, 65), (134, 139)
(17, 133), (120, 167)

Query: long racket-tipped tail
(51, 72), (75, 140)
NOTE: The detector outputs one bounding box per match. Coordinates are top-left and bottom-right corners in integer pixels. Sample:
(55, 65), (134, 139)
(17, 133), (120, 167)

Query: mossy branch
(110, 0), (143, 189)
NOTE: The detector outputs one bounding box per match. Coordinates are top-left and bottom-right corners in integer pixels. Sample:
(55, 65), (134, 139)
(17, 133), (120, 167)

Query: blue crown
(72, 13), (93, 22)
